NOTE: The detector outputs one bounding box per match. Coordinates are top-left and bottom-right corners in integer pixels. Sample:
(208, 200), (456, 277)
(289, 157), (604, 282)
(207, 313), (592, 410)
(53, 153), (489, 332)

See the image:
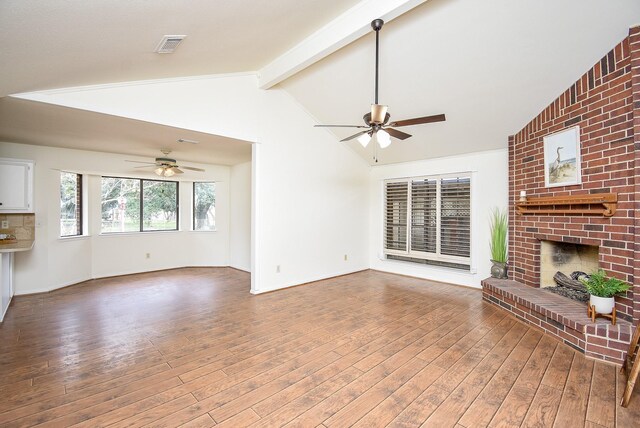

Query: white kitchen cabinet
(0, 158), (34, 213)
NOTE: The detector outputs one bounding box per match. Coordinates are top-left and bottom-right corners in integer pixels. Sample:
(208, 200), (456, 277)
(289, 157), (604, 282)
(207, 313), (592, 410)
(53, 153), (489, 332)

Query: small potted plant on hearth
(579, 269), (630, 322)
(489, 207), (508, 279)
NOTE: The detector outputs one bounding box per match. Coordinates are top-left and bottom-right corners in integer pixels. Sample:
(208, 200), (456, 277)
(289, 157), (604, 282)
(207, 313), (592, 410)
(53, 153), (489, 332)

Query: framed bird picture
(543, 126), (581, 188)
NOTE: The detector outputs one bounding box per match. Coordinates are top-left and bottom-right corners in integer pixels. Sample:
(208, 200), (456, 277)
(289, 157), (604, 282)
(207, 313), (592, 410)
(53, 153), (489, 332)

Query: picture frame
(543, 126), (581, 188)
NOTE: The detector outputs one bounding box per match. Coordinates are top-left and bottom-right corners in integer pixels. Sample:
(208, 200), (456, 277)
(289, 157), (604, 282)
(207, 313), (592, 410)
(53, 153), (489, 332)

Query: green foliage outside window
(194, 182), (215, 231)
(101, 177), (177, 233)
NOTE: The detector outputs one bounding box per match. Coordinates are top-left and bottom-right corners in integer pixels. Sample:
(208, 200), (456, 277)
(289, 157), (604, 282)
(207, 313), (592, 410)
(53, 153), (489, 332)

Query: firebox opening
(540, 241), (599, 288)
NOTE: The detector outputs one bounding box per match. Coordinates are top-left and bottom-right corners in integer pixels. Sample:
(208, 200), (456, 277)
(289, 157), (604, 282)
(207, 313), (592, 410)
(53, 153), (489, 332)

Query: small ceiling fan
(315, 19), (446, 148)
(126, 150), (205, 177)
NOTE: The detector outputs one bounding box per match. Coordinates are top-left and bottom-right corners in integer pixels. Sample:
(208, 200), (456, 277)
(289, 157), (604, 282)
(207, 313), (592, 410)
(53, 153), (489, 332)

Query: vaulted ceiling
(1, 0), (639, 165)
(282, 0), (640, 164)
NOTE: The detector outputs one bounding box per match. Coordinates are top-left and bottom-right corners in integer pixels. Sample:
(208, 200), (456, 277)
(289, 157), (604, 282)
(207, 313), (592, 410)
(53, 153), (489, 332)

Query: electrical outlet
(344, 254), (348, 261)
(276, 265), (280, 273)
(146, 253), (151, 259)
(1, 220), (8, 229)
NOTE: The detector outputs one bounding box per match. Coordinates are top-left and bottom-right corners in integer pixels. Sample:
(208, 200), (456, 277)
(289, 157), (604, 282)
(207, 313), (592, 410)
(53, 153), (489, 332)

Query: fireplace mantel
(515, 193), (617, 217)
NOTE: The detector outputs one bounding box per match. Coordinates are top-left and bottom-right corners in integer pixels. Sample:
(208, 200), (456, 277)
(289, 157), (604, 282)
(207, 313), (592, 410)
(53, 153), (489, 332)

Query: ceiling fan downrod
(312, 17), (446, 150)
(370, 19), (387, 125)
(372, 19), (383, 105)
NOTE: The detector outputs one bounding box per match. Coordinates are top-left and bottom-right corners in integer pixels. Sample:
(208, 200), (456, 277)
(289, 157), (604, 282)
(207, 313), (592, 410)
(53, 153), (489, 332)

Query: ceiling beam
(257, 0), (430, 89)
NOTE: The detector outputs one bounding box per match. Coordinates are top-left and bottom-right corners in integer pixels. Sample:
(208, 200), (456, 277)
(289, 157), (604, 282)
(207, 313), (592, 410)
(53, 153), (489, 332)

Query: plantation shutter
(440, 177), (471, 258)
(410, 178), (437, 254)
(384, 181), (408, 252)
(383, 173), (472, 269)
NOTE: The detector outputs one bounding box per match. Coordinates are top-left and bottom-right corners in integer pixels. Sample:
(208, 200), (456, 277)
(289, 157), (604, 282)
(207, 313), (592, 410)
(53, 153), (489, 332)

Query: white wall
(0, 142), (232, 294)
(229, 161), (251, 272)
(251, 89), (370, 293)
(16, 73), (261, 143)
(369, 149), (508, 288)
(14, 74), (372, 294)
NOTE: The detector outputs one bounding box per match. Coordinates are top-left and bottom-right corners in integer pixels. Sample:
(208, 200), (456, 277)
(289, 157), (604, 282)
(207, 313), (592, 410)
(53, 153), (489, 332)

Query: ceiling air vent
(155, 35), (187, 53)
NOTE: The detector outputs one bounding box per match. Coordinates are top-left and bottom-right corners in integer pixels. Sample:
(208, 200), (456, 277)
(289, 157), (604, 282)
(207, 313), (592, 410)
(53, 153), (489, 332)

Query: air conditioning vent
(155, 35), (187, 53)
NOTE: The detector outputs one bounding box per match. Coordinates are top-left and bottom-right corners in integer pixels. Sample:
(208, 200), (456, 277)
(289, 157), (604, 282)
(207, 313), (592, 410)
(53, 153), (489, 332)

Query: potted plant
(579, 269), (630, 315)
(489, 207), (508, 279)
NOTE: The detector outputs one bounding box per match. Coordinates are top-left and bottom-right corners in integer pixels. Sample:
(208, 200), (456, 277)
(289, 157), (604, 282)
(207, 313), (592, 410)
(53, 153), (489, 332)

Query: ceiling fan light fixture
(376, 129), (391, 149)
(357, 132), (372, 148)
(155, 166), (175, 177)
(371, 104), (388, 124)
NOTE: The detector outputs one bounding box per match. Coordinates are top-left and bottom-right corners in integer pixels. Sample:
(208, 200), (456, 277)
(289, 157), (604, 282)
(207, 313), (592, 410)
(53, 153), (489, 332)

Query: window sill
(98, 230), (180, 237)
(380, 256), (477, 275)
(58, 235), (90, 242)
(189, 229), (218, 233)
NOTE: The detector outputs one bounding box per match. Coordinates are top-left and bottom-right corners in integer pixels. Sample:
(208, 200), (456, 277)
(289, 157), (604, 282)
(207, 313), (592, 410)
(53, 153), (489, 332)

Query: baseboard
(251, 267), (368, 295)
(14, 265), (233, 296)
(369, 267), (482, 291)
(0, 295), (12, 323)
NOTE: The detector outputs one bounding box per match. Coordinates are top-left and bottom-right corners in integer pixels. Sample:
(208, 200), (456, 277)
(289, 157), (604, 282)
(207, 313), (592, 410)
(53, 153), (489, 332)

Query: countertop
(0, 240), (34, 253)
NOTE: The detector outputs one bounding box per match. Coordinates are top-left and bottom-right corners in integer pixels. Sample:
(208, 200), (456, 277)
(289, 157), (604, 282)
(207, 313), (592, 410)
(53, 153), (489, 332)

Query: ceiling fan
(315, 19), (446, 149)
(126, 150), (205, 177)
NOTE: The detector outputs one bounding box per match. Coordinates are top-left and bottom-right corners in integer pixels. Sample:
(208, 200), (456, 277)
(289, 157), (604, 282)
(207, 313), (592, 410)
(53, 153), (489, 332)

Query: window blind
(410, 178), (437, 254)
(383, 174), (471, 269)
(440, 177), (471, 258)
(384, 181), (408, 252)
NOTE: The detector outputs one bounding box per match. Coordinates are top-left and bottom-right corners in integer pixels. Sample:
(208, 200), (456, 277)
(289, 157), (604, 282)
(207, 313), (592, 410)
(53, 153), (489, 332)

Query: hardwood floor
(1, 268), (639, 427)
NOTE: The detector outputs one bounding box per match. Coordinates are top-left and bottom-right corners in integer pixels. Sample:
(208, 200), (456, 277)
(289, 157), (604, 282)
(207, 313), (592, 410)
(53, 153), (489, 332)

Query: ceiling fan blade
(133, 165), (157, 169)
(125, 160), (157, 165)
(180, 166), (205, 172)
(340, 130), (370, 142)
(315, 124), (369, 128)
(172, 167), (184, 174)
(385, 128), (412, 140)
(389, 114), (446, 127)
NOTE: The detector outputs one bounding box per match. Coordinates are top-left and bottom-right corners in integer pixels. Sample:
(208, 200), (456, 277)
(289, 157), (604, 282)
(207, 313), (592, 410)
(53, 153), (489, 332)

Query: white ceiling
(0, 97), (251, 165)
(282, 0), (640, 165)
(1, 0), (639, 166)
(0, 0), (360, 96)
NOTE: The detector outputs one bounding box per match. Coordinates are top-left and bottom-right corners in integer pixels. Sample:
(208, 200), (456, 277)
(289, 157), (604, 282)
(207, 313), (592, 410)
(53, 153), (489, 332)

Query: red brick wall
(508, 26), (640, 321)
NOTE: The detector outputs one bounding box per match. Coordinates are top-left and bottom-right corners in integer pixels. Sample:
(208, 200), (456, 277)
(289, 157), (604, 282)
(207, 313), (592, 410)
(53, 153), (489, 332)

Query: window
(384, 174), (471, 270)
(193, 182), (216, 230)
(60, 172), (83, 236)
(101, 177), (178, 233)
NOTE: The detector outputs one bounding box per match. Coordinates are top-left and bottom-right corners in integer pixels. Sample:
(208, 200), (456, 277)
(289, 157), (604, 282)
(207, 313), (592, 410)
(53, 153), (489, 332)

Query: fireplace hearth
(483, 278), (633, 364)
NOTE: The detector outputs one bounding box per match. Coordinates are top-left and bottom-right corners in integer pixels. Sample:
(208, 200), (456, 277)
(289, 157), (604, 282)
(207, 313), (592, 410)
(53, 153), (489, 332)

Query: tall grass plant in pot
(489, 208), (508, 279)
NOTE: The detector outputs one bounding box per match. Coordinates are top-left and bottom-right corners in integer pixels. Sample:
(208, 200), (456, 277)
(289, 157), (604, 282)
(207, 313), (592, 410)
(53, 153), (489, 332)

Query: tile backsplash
(0, 213), (35, 241)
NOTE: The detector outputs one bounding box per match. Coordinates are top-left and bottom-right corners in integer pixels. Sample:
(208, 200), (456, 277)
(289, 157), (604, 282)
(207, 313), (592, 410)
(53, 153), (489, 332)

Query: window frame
(100, 176), (179, 234)
(192, 181), (216, 231)
(383, 172), (472, 269)
(60, 171), (83, 237)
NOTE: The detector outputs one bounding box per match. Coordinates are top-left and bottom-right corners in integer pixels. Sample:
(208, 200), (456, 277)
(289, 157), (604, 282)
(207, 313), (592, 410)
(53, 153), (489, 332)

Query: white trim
(58, 235), (90, 242)
(0, 295), (12, 322)
(98, 230), (181, 237)
(250, 267), (367, 294)
(380, 257), (477, 275)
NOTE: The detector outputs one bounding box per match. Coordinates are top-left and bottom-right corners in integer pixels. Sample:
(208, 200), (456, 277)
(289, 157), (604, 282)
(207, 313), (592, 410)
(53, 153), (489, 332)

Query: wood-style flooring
(1, 267), (639, 427)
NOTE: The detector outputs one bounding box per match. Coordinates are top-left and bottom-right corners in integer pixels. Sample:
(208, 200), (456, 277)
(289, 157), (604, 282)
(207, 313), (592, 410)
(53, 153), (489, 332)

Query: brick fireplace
(483, 26), (640, 364)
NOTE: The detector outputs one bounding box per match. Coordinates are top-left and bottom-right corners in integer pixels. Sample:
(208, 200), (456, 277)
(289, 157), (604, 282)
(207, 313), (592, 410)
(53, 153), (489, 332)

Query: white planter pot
(590, 295), (615, 315)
